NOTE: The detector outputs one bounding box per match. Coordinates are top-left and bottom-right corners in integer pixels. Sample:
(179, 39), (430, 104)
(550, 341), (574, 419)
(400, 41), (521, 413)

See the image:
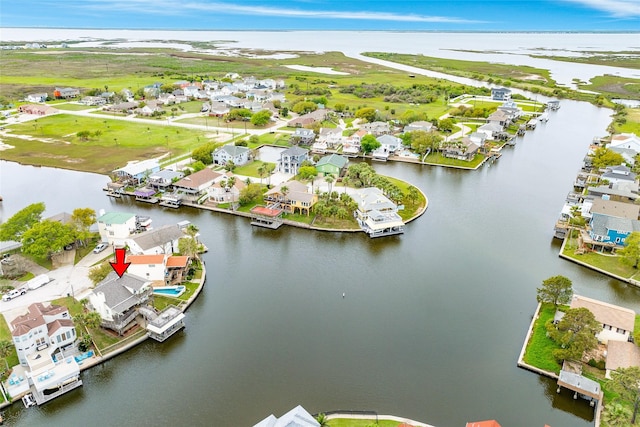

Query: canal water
(1, 99), (638, 427)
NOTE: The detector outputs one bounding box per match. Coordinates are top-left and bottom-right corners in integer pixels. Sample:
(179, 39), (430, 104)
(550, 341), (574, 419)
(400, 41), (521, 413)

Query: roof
(558, 369), (602, 400)
(127, 254), (166, 265)
(93, 272), (149, 314)
(377, 134), (401, 146)
(11, 303), (70, 336)
(166, 256), (189, 268)
(251, 206), (283, 217)
(466, 421), (502, 427)
(47, 318), (74, 335)
(47, 212), (74, 224)
(113, 159), (160, 177)
(98, 212), (136, 225)
(253, 405), (320, 427)
(215, 144), (250, 157)
(316, 154), (348, 169)
(281, 146), (309, 157)
(570, 294), (636, 332)
(590, 212), (640, 237)
(590, 198), (640, 220)
(173, 168), (221, 189)
(149, 169), (184, 181)
(606, 340), (640, 372)
(266, 180), (309, 196)
(353, 187), (397, 212)
(129, 224), (185, 251)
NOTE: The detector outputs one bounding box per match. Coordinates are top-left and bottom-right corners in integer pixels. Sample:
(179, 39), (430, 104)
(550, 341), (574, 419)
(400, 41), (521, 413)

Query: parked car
(2, 287), (27, 302)
(93, 242), (109, 254)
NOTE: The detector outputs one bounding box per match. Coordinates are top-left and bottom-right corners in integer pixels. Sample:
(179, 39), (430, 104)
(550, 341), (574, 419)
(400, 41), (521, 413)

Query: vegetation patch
(522, 303), (563, 374)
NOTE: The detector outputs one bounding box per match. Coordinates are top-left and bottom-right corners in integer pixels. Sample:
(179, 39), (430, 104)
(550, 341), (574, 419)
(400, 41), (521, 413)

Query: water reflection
(539, 376), (594, 422)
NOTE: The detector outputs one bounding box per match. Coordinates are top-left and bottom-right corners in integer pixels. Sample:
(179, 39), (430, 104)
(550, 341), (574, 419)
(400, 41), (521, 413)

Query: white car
(2, 287), (27, 302)
(93, 242), (109, 254)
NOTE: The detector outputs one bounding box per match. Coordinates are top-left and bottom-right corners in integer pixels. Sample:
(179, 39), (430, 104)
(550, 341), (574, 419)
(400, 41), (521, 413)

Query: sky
(2, 0), (640, 31)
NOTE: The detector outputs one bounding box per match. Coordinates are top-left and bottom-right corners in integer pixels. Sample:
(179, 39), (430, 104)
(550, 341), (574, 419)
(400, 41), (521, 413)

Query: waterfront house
(165, 255), (190, 285)
(588, 212), (640, 246)
(601, 164), (636, 186)
(315, 154), (348, 177)
(477, 122), (504, 140)
(605, 340), (640, 379)
(278, 146), (309, 175)
(264, 181), (317, 215)
(318, 127), (343, 148)
(609, 133), (640, 152)
(377, 134), (402, 153)
(497, 100), (523, 120)
(569, 295), (636, 344)
(469, 131), (487, 146)
(589, 198), (640, 220)
(441, 137), (480, 161)
(253, 404), (320, 427)
(352, 187), (405, 237)
(127, 254), (166, 282)
(608, 145), (637, 165)
(126, 224), (185, 255)
(212, 143), (250, 166)
(487, 110), (509, 128)
(207, 173), (246, 205)
(26, 93), (47, 103)
(113, 159), (161, 185)
(404, 120), (433, 133)
(587, 181), (639, 203)
(11, 303), (76, 366)
(362, 121), (390, 136)
(290, 128), (316, 145)
(97, 212), (138, 246)
(89, 272), (153, 335)
(491, 87), (511, 101)
(148, 169), (184, 192)
(172, 168), (221, 203)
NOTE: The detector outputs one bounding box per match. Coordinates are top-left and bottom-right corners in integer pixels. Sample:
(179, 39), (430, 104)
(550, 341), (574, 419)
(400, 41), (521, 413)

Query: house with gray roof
(88, 272), (153, 335)
(213, 143), (250, 166)
(589, 198), (639, 220)
(290, 128), (316, 145)
(278, 146), (309, 175)
(491, 87), (511, 101)
(601, 164), (636, 185)
(588, 212), (640, 246)
(362, 121), (390, 136)
(441, 137), (480, 161)
(113, 158), (160, 185)
(404, 120), (433, 133)
(148, 169), (184, 192)
(353, 187), (404, 238)
(477, 122), (504, 140)
(126, 224), (185, 255)
(587, 181), (639, 203)
(253, 405), (320, 427)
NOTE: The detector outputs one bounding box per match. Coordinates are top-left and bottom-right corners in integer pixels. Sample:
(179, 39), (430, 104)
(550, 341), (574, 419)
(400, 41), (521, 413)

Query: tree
(315, 413), (329, 427)
(536, 275), (573, 306)
(178, 236), (199, 260)
(592, 147), (625, 169)
(325, 174), (335, 194)
(224, 160), (236, 172)
(71, 207), (97, 246)
(21, 220), (75, 259)
(192, 161), (206, 172)
(438, 118), (455, 133)
(355, 107), (377, 123)
(192, 142), (217, 165)
(250, 110), (272, 126)
(608, 366), (640, 424)
(602, 403), (633, 427)
(239, 183), (264, 205)
(410, 130), (443, 156)
(227, 108), (253, 121)
(291, 101), (317, 114)
(0, 202), (45, 242)
(360, 134), (381, 154)
(547, 307), (602, 362)
(618, 232), (640, 268)
(89, 262), (113, 285)
(257, 162), (268, 185)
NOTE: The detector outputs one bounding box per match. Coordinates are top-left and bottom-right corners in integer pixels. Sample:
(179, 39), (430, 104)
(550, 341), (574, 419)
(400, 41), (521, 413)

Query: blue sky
(3, 0), (640, 31)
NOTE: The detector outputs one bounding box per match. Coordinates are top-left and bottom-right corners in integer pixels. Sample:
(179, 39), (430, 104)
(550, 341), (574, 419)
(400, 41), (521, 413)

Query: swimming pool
(153, 286), (186, 298)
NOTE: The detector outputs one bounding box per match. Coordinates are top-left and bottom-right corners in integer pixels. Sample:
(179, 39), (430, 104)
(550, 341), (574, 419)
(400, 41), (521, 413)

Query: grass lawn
(423, 152), (485, 169)
(312, 216), (359, 229)
(51, 296), (84, 316)
(282, 212), (314, 225)
(0, 316), (19, 368)
(53, 103), (99, 111)
(580, 75), (640, 101)
(234, 161), (276, 178)
(90, 327), (126, 351)
(1, 114), (210, 173)
(522, 303), (563, 374)
(615, 108), (640, 135)
(16, 272), (34, 282)
(152, 295), (182, 311)
(256, 133), (290, 147)
(178, 281), (200, 301)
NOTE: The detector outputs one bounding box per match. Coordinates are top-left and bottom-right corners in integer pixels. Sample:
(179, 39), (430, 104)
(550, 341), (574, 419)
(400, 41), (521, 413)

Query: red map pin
(110, 247), (130, 278)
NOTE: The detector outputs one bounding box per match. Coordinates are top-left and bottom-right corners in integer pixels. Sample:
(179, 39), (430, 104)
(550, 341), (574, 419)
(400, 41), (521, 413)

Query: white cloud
(78, 0), (482, 23)
(562, 0), (640, 17)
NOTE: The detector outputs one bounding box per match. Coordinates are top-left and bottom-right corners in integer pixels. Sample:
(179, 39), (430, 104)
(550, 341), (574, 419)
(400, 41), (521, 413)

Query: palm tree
(257, 163), (267, 185)
(315, 413), (329, 427)
(325, 174), (335, 194)
(280, 185), (289, 210)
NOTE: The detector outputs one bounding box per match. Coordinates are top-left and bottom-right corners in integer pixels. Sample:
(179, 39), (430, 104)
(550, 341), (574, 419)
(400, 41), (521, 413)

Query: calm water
(1, 98), (638, 426)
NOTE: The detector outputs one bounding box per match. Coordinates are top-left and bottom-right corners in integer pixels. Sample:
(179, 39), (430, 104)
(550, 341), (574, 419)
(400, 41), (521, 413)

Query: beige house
(569, 295), (636, 344)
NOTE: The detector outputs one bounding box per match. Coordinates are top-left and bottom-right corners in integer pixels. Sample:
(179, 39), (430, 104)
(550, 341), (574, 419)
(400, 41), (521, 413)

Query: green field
(580, 75), (640, 101)
(0, 114), (210, 173)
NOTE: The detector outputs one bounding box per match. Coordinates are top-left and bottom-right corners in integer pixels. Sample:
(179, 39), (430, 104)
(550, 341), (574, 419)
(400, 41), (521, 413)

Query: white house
(404, 120), (433, 133)
(97, 212), (138, 246)
(126, 224), (186, 255)
(569, 295), (636, 344)
(11, 303), (76, 366)
(609, 133), (640, 152)
(127, 254), (167, 281)
(26, 93), (47, 103)
(318, 127), (343, 148)
(352, 187), (404, 237)
(253, 405), (320, 427)
(213, 143), (250, 166)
